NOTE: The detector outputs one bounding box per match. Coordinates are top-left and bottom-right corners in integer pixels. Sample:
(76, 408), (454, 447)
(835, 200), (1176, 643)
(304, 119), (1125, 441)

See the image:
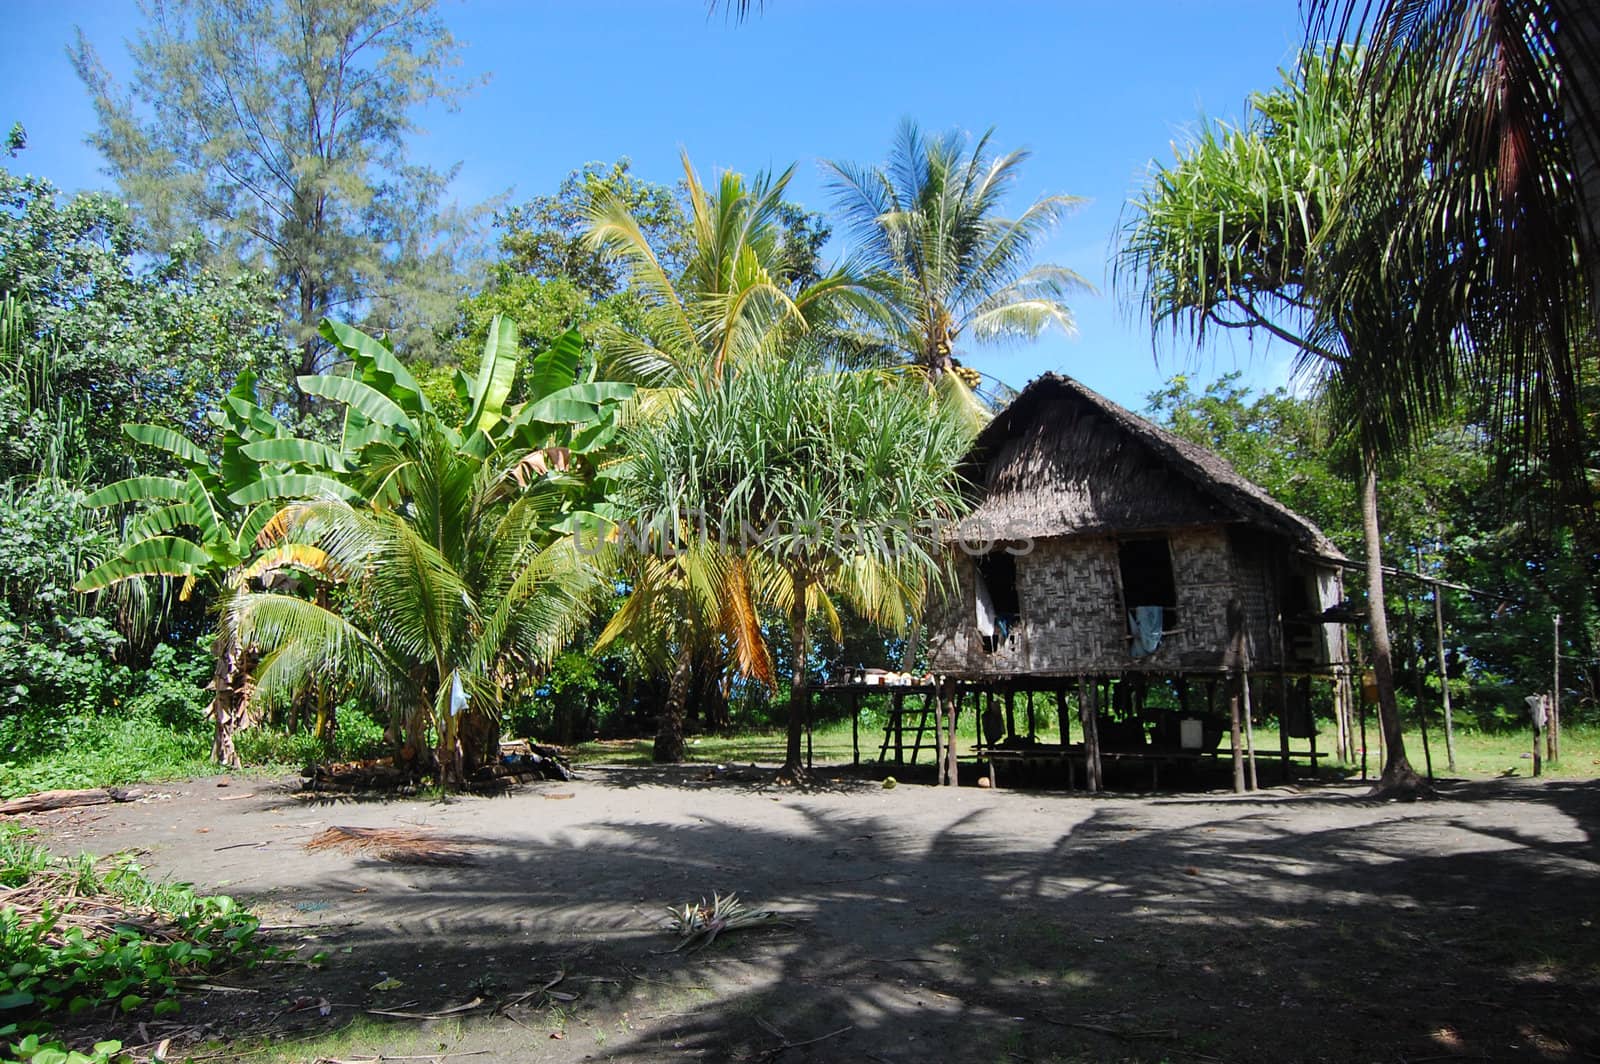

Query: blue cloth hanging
(1128, 606), (1165, 658)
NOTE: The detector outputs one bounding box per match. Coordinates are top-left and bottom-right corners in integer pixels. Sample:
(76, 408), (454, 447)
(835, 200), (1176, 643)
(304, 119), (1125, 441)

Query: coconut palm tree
(584, 151), (881, 386)
(613, 355), (972, 778)
(1118, 50), (1444, 794)
(824, 121), (1090, 393)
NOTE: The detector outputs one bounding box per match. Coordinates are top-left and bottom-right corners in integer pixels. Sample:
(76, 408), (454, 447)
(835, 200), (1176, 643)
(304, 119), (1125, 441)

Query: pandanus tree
(73, 370), (354, 765)
(612, 355), (972, 778)
(1118, 50), (1453, 794)
(584, 153), (886, 761)
(229, 316), (630, 784)
(824, 120), (1090, 408)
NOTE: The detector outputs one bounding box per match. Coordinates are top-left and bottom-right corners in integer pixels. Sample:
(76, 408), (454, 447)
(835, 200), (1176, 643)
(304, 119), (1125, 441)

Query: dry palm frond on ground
(664, 891), (781, 952)
(305, 826), (476, 866)
(0, 871), (167, 946)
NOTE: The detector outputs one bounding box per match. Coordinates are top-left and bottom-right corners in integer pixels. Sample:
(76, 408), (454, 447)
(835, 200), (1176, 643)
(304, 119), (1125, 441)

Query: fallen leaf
(371, 978), (404, 991)
(543, 793), (574, 800)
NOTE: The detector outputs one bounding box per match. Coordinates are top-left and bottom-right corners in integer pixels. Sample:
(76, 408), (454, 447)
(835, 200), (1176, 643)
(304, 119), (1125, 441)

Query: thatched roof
(958, 373), (1343, 558)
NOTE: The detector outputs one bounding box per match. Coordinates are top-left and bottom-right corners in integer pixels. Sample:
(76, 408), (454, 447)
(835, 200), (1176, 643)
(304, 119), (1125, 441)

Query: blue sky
(5, 0), (1309, 412)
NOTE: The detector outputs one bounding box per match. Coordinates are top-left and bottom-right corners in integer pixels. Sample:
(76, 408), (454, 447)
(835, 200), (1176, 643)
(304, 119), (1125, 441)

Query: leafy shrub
(233, 708), (387, 767)
(120, 643), (209, 733)
(0, 828), (267, 1048)
(507, 651), (610, 744)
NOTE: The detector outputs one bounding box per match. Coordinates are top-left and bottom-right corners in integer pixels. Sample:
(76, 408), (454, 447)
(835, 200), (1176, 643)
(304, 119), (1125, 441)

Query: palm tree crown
(825, 120), (1090, 385)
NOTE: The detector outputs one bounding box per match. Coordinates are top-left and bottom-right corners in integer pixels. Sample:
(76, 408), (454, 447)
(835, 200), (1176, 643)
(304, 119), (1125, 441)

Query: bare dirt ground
(24, 767), (1600, 1064)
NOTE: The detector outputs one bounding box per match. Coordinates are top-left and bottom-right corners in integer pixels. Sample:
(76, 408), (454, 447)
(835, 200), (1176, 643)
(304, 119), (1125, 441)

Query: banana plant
(233, 315), (635, 784)
(74, 370), (354, 765)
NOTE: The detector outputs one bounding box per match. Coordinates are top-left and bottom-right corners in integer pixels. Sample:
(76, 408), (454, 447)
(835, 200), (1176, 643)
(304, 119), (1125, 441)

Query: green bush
(233, 708), (387, 767)
(0, 716), (211, 800)
(0, 827), (267, 1050)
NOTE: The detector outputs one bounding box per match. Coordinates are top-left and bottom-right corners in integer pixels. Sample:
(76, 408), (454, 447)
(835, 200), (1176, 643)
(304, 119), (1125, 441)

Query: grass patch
(0, 716), (216, 800)
(575, 709), (1600, 782)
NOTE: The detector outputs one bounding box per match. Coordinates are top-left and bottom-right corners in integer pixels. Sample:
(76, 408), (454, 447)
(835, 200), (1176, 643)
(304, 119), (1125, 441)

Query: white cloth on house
(975, 569), (996, 639)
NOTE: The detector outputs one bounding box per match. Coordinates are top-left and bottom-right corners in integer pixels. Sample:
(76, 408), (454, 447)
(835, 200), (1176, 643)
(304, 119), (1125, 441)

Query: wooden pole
(851, 689), (860, 766)
(1026, 689), (1036, 740)
(1242, 671), (1259, 791)
(1552, 613), (1562, 763)
(1079, 676), (1102, 793)
(1355, 635), (1370, 781)
(931, 688), (943, 782)
(1532, 695), (1544, 778)
(1405, 551), (1433, 780)
(1275, 613), (1291, 778)
(893, 690), (904, 765)
(1431, 578), (1457, 773)
(944, 683), (961, 787)
(1229, 673), (1245, 794)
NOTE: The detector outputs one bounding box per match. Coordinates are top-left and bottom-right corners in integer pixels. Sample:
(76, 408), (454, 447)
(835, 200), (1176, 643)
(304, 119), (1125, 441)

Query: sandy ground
(23, 767), (1600, 1064)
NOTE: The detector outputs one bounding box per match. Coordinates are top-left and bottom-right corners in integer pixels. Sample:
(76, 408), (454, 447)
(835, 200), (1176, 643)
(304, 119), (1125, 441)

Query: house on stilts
(916, 372), (1355, 792)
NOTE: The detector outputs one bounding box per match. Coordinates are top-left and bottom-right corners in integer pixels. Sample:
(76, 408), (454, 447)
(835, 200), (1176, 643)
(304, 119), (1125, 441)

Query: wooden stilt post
(940, 684), (953, 784)
(1405, 551), (1433, 780)
(1242, 670), (1259, 791)
(1432, 578), (1457, 773)
(931, 688), (943, 782)
(851, 689), (860, 766)
(1532, 694), (1545, 778)
(1229, 672), (1245, 794)
(1277, 669), (1292, 780)
(1004, 689), (1016, 739)
(893, 690), (905, 765)
(1079, 677), (1101, 793)
(1026, 689), (1036, 740)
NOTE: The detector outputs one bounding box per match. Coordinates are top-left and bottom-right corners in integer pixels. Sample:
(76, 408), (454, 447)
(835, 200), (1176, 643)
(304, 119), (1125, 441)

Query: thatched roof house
(927, 373), (1348, 681)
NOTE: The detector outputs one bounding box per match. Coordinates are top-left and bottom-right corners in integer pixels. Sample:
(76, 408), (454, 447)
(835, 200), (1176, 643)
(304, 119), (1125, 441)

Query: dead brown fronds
(0, 872), (170, 947)
(305, 826), (476, 866)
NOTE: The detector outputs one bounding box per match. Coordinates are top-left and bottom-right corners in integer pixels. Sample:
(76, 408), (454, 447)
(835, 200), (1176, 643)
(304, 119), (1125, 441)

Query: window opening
(1118, 537), (1178, 658)
(975, 552), (1021, 653)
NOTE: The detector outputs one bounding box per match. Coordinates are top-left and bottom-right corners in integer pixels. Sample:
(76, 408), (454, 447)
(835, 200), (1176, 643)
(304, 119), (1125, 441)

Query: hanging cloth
(975, 569), (996, 639)
(1128, 606), (1165, 658)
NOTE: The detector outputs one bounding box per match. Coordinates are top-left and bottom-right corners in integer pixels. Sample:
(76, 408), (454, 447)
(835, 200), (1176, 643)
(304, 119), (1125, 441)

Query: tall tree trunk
(783, 573), (810, 777)
(1361, 452), (1424, 794)
(654, 642), (692, 763)
(208, 635), (249, 767)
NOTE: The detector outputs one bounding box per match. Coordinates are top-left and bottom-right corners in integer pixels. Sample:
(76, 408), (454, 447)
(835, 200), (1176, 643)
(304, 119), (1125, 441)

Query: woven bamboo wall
(926, 527), (1342, 678)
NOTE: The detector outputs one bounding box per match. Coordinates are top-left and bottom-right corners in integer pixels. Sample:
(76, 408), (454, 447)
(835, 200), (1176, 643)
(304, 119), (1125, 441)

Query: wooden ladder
(877, 690), (938, 765)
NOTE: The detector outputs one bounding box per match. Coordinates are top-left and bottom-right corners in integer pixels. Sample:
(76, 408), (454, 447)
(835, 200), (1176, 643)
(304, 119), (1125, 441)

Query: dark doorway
(975, 552), (1021, 652)
(1118, 538), (1178, 656)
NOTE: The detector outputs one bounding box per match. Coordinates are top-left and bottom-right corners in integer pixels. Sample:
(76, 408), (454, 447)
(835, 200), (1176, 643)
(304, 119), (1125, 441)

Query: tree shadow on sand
(82, 778), (1600, 1063)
